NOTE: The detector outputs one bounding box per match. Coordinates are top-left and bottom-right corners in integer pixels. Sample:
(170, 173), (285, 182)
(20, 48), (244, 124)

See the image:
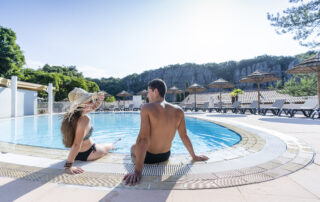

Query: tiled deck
(0, 113), (319, 201)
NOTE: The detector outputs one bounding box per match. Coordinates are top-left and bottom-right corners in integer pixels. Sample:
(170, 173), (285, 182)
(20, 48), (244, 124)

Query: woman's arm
(92, 93), (105, 111)
(65, 116), (89, 174)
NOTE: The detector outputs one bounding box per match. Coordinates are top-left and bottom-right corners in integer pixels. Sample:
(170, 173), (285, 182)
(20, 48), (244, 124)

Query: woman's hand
(97, 92), (105, 101)
(65, 167), (84, 175)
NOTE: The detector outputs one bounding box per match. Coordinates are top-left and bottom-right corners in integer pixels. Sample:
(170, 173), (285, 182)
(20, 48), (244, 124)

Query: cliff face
(122, 55), (299, 92)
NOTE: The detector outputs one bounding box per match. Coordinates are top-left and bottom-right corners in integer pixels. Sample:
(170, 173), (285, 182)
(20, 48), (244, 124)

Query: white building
(0, 76), (54, 118)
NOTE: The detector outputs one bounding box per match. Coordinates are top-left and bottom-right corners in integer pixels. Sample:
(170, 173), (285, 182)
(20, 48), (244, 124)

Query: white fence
(38, 102), (71, 114)
(0, 86), (37, 118)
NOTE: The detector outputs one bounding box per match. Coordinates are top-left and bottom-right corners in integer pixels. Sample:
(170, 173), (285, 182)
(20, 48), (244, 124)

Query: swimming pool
(0, 112), (241, 154)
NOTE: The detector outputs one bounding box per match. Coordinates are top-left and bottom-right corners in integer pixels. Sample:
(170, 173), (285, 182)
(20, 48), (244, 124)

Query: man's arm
(177, 111), (209, 161)
(123, 106), (151, 185)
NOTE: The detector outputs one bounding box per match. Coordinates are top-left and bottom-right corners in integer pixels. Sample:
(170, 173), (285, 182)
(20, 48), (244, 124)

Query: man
(123, 79), (209, 186)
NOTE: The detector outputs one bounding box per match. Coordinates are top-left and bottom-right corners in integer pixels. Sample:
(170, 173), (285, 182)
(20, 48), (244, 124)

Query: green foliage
(0, 27), (99, 101)
(295, 50), (318, 60)
(0, 26), (25, 76)
(175, 93), (185, 102)
(278, 74), (317, 96)
(230, 89), (244, 97)
(269, 80), (283, 90)
(106, 96), (116, 103)
(184, 82), (190, 97)
(18, 68), (99, 101)
(41, 64), (83, 78)
(86, 77), (125, 96)
(267, 0), (320, 48)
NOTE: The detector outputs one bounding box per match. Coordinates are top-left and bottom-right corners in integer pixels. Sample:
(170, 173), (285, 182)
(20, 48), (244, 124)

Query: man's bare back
(123, 79), (208, 186)
(144, 101), (182, 154)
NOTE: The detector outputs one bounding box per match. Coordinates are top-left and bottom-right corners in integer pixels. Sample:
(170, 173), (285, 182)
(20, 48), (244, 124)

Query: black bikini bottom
(75, 144), (96, 161)
(144, 150), (171, 164)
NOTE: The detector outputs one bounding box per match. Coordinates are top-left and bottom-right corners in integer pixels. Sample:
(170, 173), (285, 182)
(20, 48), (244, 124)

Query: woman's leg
(87, 143), (114, 161)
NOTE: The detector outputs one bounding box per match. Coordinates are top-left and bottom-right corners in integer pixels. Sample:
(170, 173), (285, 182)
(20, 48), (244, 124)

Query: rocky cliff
(122, 55), (299, 92)
(89, 51), (316, 97)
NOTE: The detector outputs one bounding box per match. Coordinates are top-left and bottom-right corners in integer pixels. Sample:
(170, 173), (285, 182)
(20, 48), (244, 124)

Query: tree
(106, 96), (116, 103)
(86, 77), (125, 96)
(267, 73), (316, 96)
(18, 68), (100, 101)
(176, 93), (185, 102)
(279, 74), (317, 96)
(230, 89), (244, 103)
(267, 0), (320, 48)
(0, 26), (25, 76)
(230, 89), (244, 98)
(41, 64), (83, 78)
(268, 80), (283, 90)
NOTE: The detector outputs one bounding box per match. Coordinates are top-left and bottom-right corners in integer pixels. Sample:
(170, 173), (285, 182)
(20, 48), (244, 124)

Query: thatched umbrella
(137, 89), (148, 103)
(137, 89), (147, 96)
(103, 91), (112, 97)
(208, 78), (235, 107)
(240, 70), (280, 110)
(100, 91), (112, 110)
(185, 83), (206, 110)
(167, 86), (183, 103)
(116, 90), (131, 106)
(287, 54), (320, 118)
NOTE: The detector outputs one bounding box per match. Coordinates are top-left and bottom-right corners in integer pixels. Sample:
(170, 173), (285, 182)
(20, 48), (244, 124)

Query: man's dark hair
(148, 79), (167, 98)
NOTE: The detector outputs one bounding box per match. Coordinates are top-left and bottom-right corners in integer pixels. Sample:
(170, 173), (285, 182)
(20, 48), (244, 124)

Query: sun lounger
(260, 99), (286, 116)
(222, 101), (241, 113)
(133, 104), (143, 111)
(184, 103), (196, 112)
(196, 102), (209, 112)
(108, 104), (115, 111)
(311, 108), (320, 119)
(209, 102), (224, 113)
(117, 104), (125, 111)
(239, 100), (258, 114)
(125, 104), (134, 111)
(279, 98), (318, 118)
(178, 103), (186, 111)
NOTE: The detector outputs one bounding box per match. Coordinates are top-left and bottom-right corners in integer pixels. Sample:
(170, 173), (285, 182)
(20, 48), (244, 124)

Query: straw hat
(68, 88), (99, 114)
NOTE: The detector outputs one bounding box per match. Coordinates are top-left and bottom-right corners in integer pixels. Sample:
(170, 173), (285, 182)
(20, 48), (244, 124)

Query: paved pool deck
(0, 112), (319, 202)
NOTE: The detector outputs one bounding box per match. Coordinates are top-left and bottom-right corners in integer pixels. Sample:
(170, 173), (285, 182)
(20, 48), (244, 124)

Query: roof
(0, 77), (55, 92)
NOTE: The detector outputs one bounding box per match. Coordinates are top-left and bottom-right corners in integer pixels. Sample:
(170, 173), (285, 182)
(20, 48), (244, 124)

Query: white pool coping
(0, 112), (315, 190)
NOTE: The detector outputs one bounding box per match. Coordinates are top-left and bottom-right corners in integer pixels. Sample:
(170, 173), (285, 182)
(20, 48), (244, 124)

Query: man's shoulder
(141, 103), (152, 110)
(166, 102), (184, 112)
(141, 102), (183, 112)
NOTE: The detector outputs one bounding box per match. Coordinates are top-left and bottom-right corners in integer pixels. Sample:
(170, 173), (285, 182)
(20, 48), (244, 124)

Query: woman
(61, 88), (114, 174)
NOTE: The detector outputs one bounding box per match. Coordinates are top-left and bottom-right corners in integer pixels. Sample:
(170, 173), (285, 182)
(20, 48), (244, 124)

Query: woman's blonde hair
(61, 107), (83, 148)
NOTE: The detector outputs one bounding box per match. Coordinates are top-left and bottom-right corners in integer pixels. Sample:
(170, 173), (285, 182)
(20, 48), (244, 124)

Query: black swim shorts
(144, 150), (171, 164)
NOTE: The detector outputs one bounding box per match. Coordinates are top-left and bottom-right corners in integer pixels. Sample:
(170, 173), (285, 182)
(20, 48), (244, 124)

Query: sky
(0, 0), (311, 78)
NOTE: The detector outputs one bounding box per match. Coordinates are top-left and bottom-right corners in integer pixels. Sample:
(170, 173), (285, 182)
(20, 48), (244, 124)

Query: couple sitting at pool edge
(61, 78), (209, 186)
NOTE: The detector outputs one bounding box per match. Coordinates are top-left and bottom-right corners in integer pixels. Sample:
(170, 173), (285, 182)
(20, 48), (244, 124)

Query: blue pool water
(0, 113), (241, 154)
